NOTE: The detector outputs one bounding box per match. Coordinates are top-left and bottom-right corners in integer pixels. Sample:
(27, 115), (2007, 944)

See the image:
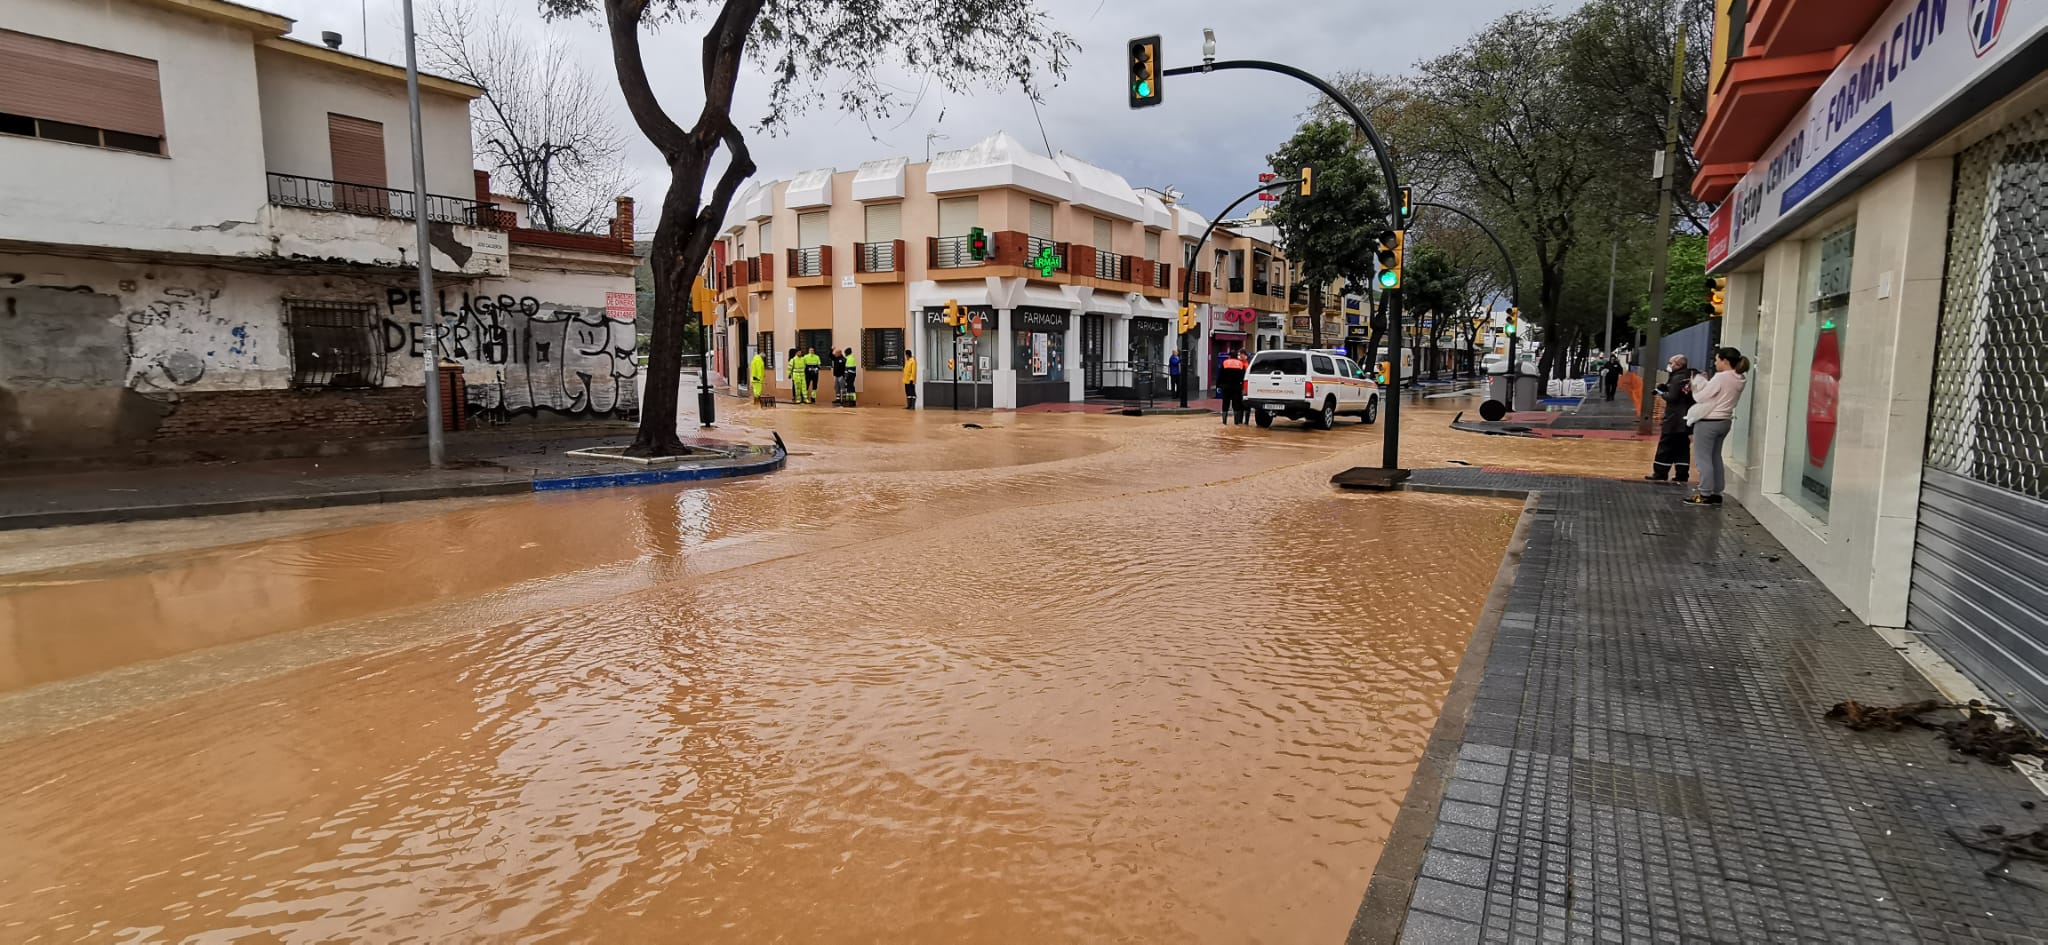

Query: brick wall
(150, 388), (426, 442)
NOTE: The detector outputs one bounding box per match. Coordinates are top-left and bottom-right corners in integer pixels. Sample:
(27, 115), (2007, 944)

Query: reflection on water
(0, 400), (1635, 942)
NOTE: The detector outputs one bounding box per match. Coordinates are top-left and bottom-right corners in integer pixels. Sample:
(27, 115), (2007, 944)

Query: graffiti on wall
(380, 288), (638, 417)
(122, 283), (254, 394)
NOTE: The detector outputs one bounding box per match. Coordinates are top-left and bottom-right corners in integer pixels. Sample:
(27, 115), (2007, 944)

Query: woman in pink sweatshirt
(1685, 347), (1752, 507)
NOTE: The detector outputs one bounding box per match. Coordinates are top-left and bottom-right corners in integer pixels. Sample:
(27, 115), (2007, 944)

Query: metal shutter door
(1030, 201), (1054, 240)
(937, 197), (977, 237)
(798, 211), (829, 248)
(864, 203), (901, 242)
(0, 29), (164, 137)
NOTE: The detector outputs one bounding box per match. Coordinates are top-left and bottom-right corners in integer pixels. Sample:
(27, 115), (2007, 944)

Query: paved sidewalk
(1353, 471), (2048, 944)
(0, 434), (782, 530)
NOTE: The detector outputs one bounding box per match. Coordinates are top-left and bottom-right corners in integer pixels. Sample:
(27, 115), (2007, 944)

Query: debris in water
(1826, 700), (2048, 767)
(962, 423), (984, 429)
(1947, 824), (2048, 891)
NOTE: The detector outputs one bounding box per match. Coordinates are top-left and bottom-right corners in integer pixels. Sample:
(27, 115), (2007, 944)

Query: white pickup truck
(1242, 350), (1381, 429)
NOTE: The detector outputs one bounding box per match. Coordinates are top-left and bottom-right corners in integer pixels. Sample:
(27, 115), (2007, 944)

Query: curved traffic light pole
(1411, 200), (1524, 409)
(1177, 176), (1302, 408)
(1162, 59), (1406, 469)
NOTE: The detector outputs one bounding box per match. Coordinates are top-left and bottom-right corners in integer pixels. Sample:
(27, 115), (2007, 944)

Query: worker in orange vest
(1217, 351), (1247, 425)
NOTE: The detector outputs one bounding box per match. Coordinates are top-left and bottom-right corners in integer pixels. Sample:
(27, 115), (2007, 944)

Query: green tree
(1267, 120), (1386, 348)
(1401, 245), (1466, 378)
(1633, 232), (1711, 334)
(538, 0), (1074, 455)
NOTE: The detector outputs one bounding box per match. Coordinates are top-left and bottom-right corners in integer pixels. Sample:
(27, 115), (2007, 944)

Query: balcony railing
(1182, 270), (1212, 296)
(1151, 261), (1170, 290)
(789, 246), (828, 278)
(1094, 250), (1129, 282)
(855, 240), (902, 273)
(930, 235), (980, 269)
(1252, 279), (1271, 297)
(267, 172), (491, 227)
(1228, 276), (1246, 293)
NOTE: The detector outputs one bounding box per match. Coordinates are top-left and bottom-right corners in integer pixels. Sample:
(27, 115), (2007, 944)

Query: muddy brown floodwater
(0, 396), (1644, 943)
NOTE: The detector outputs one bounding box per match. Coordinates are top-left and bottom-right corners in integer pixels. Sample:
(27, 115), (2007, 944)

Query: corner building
(1697, 0), (2048, 727)
(707, 132), (1299, 409)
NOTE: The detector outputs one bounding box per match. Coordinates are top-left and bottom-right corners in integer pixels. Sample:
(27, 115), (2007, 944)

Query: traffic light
(1128, 36), (1161, 108)
(691, 276), (714, 323)
(1397, 185), (1412, 224)
(968, 226), (990, 261)
(1375, 230), (1405, 290)
(943, 299), (962, 332)
(1709, 276), (1728, 317)
(1505, 306), (1519, 335)
(1177, 304), (1196, 334)
(1300, 166), (1314, 197)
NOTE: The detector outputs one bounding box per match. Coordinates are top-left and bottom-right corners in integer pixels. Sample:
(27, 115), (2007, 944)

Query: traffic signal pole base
(698, 388), (717, 427)
(1330, 466), (1412, 491)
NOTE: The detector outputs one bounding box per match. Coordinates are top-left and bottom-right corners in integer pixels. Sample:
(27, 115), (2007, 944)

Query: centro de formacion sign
(1707, 0), (2044, 270)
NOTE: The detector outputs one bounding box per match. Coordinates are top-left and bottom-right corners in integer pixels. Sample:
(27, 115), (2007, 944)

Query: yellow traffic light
(1300, 166), (1313, 197)
(1375, 230), (1405, 290)
(1177, 304), (1195, 334)
(1128, 36), (1161, 108)
(943, 299), (961, 327)
(1709, 276), (1728, 317)
(691, 276), (714, 322)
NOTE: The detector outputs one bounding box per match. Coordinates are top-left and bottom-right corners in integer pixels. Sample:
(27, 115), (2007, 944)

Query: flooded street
(0, 397), (1644, 943)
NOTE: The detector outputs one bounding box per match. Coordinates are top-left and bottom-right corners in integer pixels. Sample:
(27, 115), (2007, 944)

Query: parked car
(1243, 349), (1380, 429)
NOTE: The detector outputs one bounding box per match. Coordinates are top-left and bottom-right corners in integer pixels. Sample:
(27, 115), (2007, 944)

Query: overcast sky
(254, 0), (1584, 234)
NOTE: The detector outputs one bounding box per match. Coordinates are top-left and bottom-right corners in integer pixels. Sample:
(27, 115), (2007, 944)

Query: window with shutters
(937, 197), (978, 236)
(327, 113), (388, 214)
(287, 300), (384, 389)
(864, 203), (902, 242)
(1029, 201), (1054, 240)
(759, 220), (774, 254)
(1093, 217), (1112, 252)
(0, 30), (165, 155)
(863, 328), (905, 370)
(1145, 231), (1161, 261)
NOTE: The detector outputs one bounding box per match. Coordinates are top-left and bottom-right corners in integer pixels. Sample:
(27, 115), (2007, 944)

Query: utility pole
(1637, 27), (1686, 436)
(400, 0), (443, 467)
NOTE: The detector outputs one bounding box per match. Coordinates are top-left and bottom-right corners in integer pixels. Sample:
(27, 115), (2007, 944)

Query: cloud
(253, 0), (1583, 233)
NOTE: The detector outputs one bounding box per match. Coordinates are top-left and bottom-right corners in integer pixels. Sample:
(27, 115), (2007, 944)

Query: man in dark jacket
(1646, 354), (1696, 483)
(1216, 350), (1247, 424)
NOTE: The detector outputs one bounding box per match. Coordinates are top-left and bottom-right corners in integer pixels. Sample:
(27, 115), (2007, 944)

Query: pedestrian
(801, 347), (822, 403)
(1168, 351), (1182, 398)
(842, 346), (859, 407)
(788, 347), (808, 405)
(1601, 355), (1622, 401)
(749, 350), (766, 405)
(903, 349), (917, 409)
(1217, 349), (1247, 424)
(1685, 346), (1751, 507)
(1234, 349), (1253, 423)
(1645, 353), (1696, 484)
(830, 348), (847, 405)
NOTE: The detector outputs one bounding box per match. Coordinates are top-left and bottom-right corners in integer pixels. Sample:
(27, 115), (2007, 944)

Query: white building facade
(0, 0), (639, 462)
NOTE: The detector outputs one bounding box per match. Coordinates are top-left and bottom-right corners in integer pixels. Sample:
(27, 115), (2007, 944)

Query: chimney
(320, 31), (344, 50)
(473, 169), (492, 204)
(610, 196), (635, 249)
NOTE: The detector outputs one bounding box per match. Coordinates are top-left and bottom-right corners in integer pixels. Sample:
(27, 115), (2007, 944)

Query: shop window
(863, 328), (905, 370)
(287, 299), (385, 389)
(1017, 333), (1065, 381)
(1782, 224), (1854, 521)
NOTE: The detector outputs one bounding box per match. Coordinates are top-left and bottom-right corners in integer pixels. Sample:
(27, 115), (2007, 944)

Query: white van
(1242, 350), (1381, 429)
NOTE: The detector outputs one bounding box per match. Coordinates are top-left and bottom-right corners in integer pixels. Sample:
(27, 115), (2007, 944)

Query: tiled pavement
(1357, 470), (2048, 944)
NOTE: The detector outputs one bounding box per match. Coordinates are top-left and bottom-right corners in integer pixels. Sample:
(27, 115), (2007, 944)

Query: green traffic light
(1136, 81), (1153, 98)
(1378, 270), (1399, 289)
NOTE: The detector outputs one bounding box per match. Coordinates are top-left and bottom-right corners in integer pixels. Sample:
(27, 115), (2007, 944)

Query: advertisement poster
(1032, 334), (1050, 376)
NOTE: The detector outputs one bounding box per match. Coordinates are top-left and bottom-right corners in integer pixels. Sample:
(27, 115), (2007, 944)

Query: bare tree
(422, 0), (635, 233)
(537, 0), (1074, 457)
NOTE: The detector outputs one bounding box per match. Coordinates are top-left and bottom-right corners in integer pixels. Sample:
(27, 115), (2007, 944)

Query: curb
(1346, 491), (1540, 945)
(0, 480), (534, 531)
(531, 448), (787, 491)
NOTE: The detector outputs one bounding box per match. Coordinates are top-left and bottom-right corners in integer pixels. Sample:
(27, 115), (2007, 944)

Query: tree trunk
(1309, 287), (1323, 349)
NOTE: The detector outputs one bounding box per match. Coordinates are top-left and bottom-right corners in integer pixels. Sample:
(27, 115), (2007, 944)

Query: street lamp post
(698, 316), (716, 427)
(1177, 177), (1303, 410)
(399, 0), (442, 467)
(1161, 56), (1408, 470)
(1410, 201), (1522, 410)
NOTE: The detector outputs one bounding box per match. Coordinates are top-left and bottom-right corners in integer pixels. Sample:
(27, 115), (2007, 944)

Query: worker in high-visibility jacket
(749, 351), (766, 403)
(903, 349), (917, 410)
(840, 346), (859, 406)
(788, 347), (809, 404)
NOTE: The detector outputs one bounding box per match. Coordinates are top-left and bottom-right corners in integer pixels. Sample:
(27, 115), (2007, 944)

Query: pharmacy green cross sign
(1031, 245), (1063, 277)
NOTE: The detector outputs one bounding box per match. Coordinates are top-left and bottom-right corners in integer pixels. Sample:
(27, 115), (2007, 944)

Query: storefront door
(1082, 313), (1106, 394)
